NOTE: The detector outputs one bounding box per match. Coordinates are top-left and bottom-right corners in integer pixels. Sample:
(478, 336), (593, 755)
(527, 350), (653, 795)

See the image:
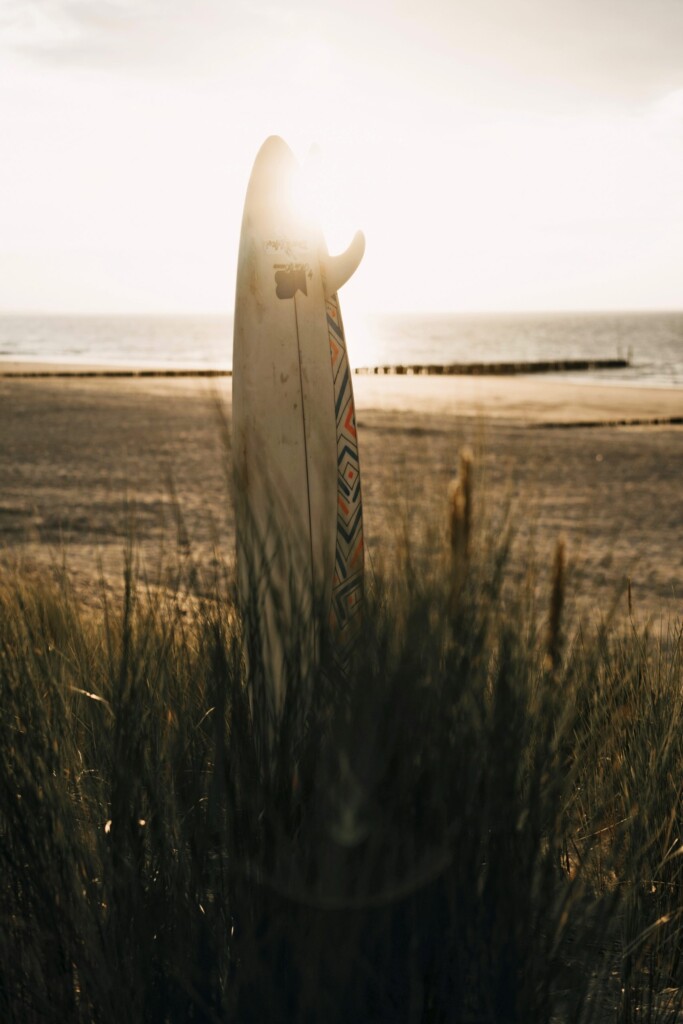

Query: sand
(0, 369), (681, 621)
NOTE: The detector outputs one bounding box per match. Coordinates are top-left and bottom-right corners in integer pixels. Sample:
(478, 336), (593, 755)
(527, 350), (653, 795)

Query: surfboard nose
(257, 135), (296, 165)
(245, 136), (299, 220)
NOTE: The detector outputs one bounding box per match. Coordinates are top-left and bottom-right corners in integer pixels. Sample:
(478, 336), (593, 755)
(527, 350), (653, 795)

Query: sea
(0, 310), (681, 388)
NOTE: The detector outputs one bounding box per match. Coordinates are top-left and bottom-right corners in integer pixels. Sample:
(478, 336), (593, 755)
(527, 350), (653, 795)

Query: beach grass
(0, 470), (682, 1023)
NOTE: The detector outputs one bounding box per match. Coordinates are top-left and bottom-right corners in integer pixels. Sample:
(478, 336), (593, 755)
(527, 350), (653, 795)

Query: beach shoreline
(0, 371), (681, 619)
(1, 360), (681, 417)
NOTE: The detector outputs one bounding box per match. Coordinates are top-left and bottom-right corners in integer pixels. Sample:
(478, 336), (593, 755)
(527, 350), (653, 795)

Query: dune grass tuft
(0, 472), (681, 1022)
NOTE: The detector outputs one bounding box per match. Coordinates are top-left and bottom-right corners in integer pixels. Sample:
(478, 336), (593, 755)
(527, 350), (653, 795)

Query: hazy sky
(1, 0), (682, 313)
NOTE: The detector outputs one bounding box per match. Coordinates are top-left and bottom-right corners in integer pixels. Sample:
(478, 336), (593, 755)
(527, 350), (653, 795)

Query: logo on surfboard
(274, 263), (311, 299)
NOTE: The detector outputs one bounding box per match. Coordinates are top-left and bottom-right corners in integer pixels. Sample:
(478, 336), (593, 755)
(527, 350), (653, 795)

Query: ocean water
(0, 310), (681, 387)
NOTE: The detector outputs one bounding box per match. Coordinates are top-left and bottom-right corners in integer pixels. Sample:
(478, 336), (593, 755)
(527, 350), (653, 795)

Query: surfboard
(232, 136), (364, 715)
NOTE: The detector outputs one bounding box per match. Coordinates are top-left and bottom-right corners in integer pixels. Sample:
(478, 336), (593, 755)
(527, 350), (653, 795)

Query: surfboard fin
(322, 231), (365, 297)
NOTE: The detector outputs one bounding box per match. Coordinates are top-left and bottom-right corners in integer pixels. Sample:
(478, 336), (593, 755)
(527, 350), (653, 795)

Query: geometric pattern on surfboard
(326, 292), (364, 661)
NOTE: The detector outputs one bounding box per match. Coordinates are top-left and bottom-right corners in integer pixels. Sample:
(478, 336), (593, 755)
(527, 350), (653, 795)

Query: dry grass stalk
(448, 447), (474, 608)
(546, 537), (566, 674)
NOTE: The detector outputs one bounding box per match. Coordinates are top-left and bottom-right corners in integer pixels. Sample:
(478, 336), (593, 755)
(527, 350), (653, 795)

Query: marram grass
(0, 492), (681, 1023)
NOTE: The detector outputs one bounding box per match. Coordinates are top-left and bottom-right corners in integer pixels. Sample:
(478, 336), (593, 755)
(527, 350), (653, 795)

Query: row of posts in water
(0, 358), (631, 379)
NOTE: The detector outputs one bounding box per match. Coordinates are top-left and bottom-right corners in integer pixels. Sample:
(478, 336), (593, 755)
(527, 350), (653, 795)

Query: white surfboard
(232, 136), (364, 717)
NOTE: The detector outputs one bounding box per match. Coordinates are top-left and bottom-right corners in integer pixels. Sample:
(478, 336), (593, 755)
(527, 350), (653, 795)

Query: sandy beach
(0, 369), (681, 620)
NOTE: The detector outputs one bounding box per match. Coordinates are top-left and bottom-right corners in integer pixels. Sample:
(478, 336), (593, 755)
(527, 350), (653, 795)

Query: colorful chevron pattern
(326, 292), (364, 661)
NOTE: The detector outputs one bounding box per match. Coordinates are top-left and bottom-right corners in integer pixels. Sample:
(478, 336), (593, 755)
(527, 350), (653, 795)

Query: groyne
(355, 358), (630, 376)
(0, 358), (631, 379)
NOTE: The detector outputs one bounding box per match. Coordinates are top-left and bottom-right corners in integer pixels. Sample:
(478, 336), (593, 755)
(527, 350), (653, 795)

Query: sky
(0, 0), (682, 314)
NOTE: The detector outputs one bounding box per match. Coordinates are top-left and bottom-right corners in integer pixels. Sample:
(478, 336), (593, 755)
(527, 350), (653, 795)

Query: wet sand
(0, 370), (681, 620)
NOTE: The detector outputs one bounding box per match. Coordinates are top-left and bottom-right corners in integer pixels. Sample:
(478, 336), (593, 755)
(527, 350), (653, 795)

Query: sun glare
(295, 142), (364, 260)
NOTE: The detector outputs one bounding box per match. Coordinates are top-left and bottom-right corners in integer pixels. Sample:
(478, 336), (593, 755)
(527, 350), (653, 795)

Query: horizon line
(0, 306), (682, 319)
